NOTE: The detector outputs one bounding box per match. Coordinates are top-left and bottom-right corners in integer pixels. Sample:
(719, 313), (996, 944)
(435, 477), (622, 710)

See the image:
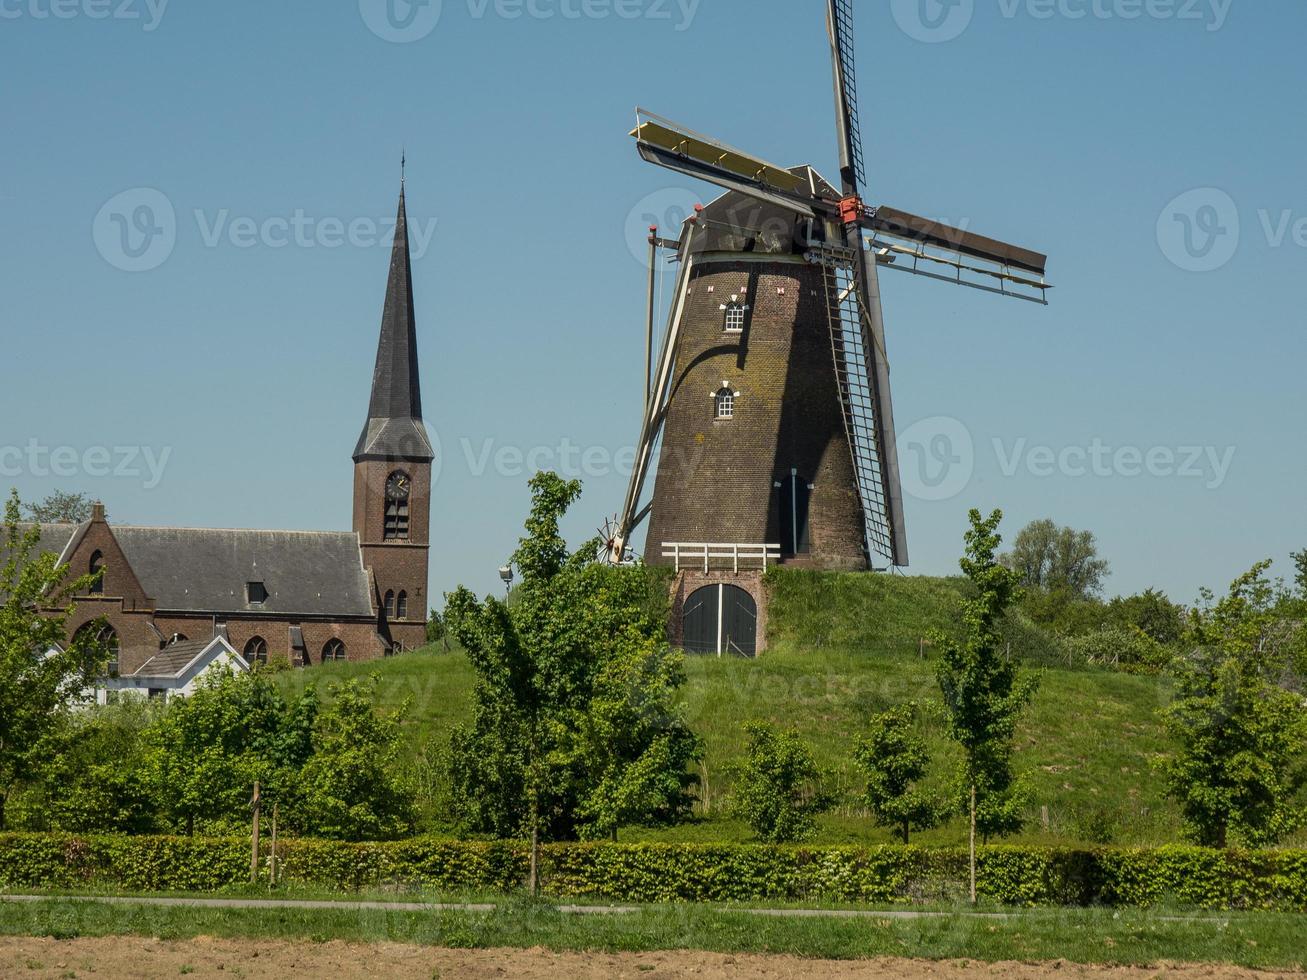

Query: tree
(24, 491), (96, 525)
(1292, 549), (1307, 600)
(426, 608), (449, 649)
(142, 668), (317, 836)
(445, 473), (700, 887)
(854, 704), (942, 844)
(575, 634), (701, 840)
(1106, 588), (1186, 646)
(730, 723), (832, 843)
(22, 699), (158, 833)
(1002, 518), (1109, 599)
(291, 678), (415, 841)
(0, 491), (105, 829)
(1160, 561), (1307, 848)
(935, 509), (1037, 902)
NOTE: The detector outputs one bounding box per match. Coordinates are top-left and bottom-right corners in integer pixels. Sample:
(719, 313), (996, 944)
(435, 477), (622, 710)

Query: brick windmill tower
(610, 0), (1051, 656)
(353, 174), (435, 652)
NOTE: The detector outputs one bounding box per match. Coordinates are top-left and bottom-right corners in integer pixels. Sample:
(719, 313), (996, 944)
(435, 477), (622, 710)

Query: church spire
(353, 179), (434, 462)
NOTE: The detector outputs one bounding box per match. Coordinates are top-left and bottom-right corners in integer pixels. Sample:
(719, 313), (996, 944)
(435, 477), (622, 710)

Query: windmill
(611, 0), (1050, 584)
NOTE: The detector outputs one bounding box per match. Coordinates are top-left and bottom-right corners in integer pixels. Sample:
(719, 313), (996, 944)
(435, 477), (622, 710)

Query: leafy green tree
(1018, 585), (1108, 636)
(445, 473), (699, 884)
(1160, 562), (1307, 848)
(575, 634), (700, 840)
(935, 509), (1037, 900)
(1003, 518), (1109, 599)
(426, 608), (449, 649)
(23, 699), (158, 833)
(730, 723), (832, 843)
(291, 678), (415, 841)
(142, 668), (317, 835)
(0, 491), (105, 829)
(854, 704), (941, 844)
(1292, 549), (1307, 600)
(23, 491), (96, 525)
(1106, 588), (1186, 646)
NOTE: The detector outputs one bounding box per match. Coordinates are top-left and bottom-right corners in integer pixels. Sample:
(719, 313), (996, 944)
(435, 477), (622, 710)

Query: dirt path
(1, 937), (1302, 980)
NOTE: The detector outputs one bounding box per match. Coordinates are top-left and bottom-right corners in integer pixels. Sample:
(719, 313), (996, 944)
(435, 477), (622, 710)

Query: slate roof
(130, 638), (215, 678)
(109, 526), (374, 618)
(354, 185), (434, 462)
(5, 523), (80, 564)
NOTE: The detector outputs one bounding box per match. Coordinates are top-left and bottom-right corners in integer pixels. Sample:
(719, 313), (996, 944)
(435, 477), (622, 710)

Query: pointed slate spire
(354, 181), (434, 462)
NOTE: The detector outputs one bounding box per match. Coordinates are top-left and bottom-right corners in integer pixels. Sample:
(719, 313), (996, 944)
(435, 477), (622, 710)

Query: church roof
(5, 523), (79, 563)
(110, 526), (375, 618)
(354, 184), (434, 462)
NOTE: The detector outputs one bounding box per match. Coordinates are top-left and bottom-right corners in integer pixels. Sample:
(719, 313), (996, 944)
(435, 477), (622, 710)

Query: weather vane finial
(401, 148), (406, 186)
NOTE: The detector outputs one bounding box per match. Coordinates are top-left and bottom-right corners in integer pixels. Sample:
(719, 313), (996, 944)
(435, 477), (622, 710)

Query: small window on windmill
(722, 300), (747, 333)
(715, 387), (736, 420)
(247, 581), (268, 605)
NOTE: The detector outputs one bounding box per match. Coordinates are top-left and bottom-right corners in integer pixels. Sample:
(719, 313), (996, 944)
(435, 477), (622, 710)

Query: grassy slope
(273, 570), (1201, 847)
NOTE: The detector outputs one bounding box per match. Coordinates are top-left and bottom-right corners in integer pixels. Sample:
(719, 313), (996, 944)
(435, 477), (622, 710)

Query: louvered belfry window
(385, 499), (409, 539)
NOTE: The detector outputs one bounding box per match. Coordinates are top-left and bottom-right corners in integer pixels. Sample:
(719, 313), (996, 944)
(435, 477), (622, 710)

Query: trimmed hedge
(2, 834), (1305, 910)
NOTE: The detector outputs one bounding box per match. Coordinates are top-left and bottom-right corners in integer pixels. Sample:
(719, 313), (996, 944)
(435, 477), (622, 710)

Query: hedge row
(2, 834), (1306, 910)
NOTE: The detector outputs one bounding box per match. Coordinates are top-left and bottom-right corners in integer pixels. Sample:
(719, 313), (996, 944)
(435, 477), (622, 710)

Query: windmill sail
(826, 0), (909, 567)
(828, 0), (866, 192)
(618, 0), (1050, 574)
(811, 243), (907, 567)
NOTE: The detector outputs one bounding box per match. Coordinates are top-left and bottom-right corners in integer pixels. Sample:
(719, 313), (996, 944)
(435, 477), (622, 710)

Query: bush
(3, 833), (1306, 910)
(1065, 627), (1172, 675)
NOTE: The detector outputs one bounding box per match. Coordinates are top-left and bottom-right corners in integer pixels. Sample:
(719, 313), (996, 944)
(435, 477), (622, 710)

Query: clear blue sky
(2, 0), (1303, 607)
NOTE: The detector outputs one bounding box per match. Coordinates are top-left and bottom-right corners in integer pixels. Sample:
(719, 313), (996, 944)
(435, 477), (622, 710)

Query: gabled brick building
(34, 183), (434, 673)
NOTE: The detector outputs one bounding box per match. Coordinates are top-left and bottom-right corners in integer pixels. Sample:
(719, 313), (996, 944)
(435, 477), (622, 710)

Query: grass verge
(0, 895), (1304, 969)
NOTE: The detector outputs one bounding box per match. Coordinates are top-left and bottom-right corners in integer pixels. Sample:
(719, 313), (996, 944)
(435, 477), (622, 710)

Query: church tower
(353, 181), (434, 652)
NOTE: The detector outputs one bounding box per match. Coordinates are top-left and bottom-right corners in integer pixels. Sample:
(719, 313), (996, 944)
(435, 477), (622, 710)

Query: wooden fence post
(249, 781), (261, 885)
(269, 802), (279, 886)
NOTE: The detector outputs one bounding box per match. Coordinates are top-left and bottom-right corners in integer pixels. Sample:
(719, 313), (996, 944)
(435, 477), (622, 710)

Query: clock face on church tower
(386, 472), (411, 501)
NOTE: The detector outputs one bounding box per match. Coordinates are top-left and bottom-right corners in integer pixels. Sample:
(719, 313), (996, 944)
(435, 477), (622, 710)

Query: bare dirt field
(1, 937), (1303, 980)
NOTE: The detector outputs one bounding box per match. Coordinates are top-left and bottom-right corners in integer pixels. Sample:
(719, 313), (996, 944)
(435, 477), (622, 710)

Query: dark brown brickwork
(353, 457), (432, 652)
(644, 255), (867, 572)
(68, 513), (153, 612)
(51, 511), (393, 673)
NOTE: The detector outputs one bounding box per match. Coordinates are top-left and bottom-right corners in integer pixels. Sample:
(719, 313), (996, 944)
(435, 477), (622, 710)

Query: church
(34, 183), (434, 675)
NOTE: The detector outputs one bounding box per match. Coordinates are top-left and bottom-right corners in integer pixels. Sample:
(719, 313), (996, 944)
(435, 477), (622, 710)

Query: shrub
(2, 833), (1306, 910)
(1066, 627), (1171, 675)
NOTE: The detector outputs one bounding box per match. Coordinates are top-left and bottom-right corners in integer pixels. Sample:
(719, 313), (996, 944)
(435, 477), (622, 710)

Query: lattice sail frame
(812, 244), (899, 566)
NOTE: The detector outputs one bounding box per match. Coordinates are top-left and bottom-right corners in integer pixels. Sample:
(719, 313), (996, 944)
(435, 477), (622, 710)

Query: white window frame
(723, 304), (746, 333)
(720, 295), (750, 333)
(715, 387), (736, 420)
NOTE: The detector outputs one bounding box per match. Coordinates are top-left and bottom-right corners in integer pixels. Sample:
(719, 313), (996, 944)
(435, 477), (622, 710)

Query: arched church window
(75, 621), (119, 677)
(396, 591), (408, 620)
(384, 471), (411, 540)
(322, 638), (347, 663)
(89, 551), (104, 594)
(244, 636), (268, 666)
(384, 590), (396, 618)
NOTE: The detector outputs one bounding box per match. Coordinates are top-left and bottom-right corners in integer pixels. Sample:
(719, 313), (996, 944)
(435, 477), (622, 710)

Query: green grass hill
(273, 569), (1229, 848)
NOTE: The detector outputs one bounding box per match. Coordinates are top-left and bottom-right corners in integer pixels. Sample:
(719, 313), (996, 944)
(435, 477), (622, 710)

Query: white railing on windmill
(662, 543), (782, 575)
(612, 0), (1051, 572)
